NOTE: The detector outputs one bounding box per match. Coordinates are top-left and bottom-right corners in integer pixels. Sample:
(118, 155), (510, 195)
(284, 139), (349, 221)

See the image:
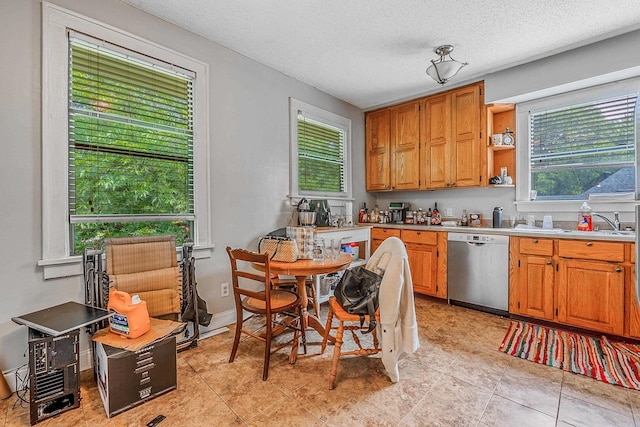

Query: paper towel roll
(344, 202), (352, 218)
(344, 202), (353, 225)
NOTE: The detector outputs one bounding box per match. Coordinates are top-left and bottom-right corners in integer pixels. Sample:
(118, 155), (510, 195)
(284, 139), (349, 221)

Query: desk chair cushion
(106, 236), (177, 272)
(105, 236), (181, 318)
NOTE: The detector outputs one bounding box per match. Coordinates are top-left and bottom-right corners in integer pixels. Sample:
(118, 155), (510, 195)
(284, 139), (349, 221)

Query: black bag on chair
(334, 265), (382, 333)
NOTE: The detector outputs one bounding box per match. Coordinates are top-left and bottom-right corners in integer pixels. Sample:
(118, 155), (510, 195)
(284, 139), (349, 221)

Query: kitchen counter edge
(365, 223), (634, 242)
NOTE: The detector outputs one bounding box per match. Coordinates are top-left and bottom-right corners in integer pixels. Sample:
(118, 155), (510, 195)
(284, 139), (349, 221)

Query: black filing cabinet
(94, 335), (177, 418)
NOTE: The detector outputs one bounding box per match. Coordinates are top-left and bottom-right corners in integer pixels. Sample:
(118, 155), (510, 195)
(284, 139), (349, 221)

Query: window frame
(289, 98), (352, 204)
(40, 3), (212, 279)
(515, 77), (640, 215)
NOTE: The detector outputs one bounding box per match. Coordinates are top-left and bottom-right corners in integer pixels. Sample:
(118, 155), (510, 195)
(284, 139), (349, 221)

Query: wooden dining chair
(226, 247), (306, 380)
(270, 275), (320, 316)
(321, 296), (381, 389)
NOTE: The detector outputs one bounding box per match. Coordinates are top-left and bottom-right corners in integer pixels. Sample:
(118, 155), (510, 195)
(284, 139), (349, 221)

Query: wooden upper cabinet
(451, 83), (483, 187)
(365, 81), (484, 192)
(365, 108), (391, 191)
(422, 94), (451, 189)
(390, 101), (420, 190)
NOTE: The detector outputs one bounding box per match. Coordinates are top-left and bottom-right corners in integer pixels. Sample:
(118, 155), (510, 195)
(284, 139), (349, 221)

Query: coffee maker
(389, 202), (408, 224)
(297, 198), (316, 226)
(309, 199), (331, 227)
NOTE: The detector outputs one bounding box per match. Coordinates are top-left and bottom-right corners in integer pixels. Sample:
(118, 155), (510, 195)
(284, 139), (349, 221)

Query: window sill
(38, 244), (215, 280)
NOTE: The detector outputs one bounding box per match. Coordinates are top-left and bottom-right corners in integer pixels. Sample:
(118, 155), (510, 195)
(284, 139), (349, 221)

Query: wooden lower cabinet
(370, 227), (446, 299)
(511, 236), (632, 337)
(510, 237), (554, 320)
(516, 255), (555, 320)
(405, 242), (439, 296)
(557, 259), (624, 335)
(401, 229), (446, 298)
(370, 227), (401, 254)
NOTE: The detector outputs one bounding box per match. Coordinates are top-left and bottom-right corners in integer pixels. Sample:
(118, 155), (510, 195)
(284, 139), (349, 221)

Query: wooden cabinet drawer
(519, 238), (553, 256)
(632, 243), (636, 264)
(370, 228), (401, 240)
(558, 240), (624, 262)
(401, 230), (438, 245)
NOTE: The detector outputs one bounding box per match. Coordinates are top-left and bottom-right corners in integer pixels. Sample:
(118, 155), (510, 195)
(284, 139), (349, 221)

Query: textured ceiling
(119, 0), (640, 109)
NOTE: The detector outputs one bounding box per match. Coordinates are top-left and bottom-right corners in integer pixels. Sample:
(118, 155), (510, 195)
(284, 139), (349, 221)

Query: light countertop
(366, 223), (635, 242)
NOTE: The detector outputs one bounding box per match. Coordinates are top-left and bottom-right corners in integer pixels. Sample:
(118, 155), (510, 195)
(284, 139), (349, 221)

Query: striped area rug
(499, 321), (640, 390)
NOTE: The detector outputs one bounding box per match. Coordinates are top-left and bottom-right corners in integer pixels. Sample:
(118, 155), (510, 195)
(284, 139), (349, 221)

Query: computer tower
(28, 328), (80, 425)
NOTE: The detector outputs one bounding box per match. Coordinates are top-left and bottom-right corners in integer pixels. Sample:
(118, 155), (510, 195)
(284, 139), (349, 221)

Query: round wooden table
(268, 253), (352, 339)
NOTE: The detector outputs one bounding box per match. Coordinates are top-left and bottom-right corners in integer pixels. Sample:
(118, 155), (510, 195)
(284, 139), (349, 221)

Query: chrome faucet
(592, 212), (620, 231)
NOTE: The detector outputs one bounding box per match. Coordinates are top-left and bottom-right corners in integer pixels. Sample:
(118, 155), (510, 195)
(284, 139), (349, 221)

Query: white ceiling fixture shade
(426, 45), (468, 85)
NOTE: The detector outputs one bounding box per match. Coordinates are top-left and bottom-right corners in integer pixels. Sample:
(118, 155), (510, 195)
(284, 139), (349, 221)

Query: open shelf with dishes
(486, 103), (516, 187)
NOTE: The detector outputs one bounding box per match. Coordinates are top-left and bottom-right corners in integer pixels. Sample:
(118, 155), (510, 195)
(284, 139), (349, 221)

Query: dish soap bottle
(578, 202), (592, 231)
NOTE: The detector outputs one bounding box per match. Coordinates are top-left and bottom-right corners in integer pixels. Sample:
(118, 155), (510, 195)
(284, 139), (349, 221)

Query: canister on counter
(469, 213), (482, 227)
(405, 210), (414, 224)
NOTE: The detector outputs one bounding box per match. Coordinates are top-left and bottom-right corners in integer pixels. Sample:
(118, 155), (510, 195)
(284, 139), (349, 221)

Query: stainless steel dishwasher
(447, 233), (509, 315)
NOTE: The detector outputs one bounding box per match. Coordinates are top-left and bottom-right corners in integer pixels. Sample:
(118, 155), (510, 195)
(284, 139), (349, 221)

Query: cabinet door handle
(546, 260), (552, 265)
(586, 242), (593, 247)
(533, 239), (538, 243)
(616, 267), (622, 273)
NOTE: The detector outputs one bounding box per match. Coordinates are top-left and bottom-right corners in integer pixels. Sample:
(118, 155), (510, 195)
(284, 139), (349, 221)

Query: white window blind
(529, 94), (637, 199)
(297, 111), (346, 194)
(68, 35), (195, 253)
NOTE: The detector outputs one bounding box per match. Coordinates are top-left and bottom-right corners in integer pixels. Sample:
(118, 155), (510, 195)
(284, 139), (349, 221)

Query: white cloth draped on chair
(366, 236), (420, 383)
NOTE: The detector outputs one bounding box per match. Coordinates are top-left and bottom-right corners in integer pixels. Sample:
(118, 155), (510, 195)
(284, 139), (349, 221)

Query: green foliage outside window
(297, 116), (345, 194)
(530, 95), (636, 200)
(69, 38), (194, 254)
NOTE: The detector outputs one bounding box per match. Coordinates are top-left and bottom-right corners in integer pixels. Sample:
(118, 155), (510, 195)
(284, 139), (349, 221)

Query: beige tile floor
(3, 295), (640, 426)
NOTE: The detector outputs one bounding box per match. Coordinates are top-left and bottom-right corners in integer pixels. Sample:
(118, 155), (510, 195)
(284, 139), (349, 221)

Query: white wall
(0, 0), (367, 378)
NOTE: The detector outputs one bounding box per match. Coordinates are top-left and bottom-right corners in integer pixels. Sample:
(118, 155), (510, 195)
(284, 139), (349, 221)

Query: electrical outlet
(220, 282), (229, 297)
(445, 208), (453, 217)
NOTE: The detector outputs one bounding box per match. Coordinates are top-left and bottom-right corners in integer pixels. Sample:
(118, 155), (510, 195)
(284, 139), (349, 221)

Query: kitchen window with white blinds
(68, 35), (195, 254)
(290, 99), (351, 201)
(523, 84), (637, 201)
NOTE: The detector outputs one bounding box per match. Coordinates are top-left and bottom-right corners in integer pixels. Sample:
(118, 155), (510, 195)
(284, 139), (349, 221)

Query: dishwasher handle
(467, 242), (487, 247)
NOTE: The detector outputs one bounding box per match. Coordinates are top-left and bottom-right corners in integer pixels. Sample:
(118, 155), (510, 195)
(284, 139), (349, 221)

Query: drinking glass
(331, 239), (341, 260)
(312, 238), (325, 261)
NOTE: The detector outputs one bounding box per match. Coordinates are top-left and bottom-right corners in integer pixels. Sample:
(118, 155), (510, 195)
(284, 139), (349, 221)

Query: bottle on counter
(578, 201), (592, 231)
(461, 209), (468, 227)
(426, 208), (432, 226)
(359, 203), (367, 223)
(431, 203), (441, 225)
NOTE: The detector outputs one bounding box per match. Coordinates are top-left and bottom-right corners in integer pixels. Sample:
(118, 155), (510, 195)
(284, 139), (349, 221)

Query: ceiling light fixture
(426, 45), (468, 85)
